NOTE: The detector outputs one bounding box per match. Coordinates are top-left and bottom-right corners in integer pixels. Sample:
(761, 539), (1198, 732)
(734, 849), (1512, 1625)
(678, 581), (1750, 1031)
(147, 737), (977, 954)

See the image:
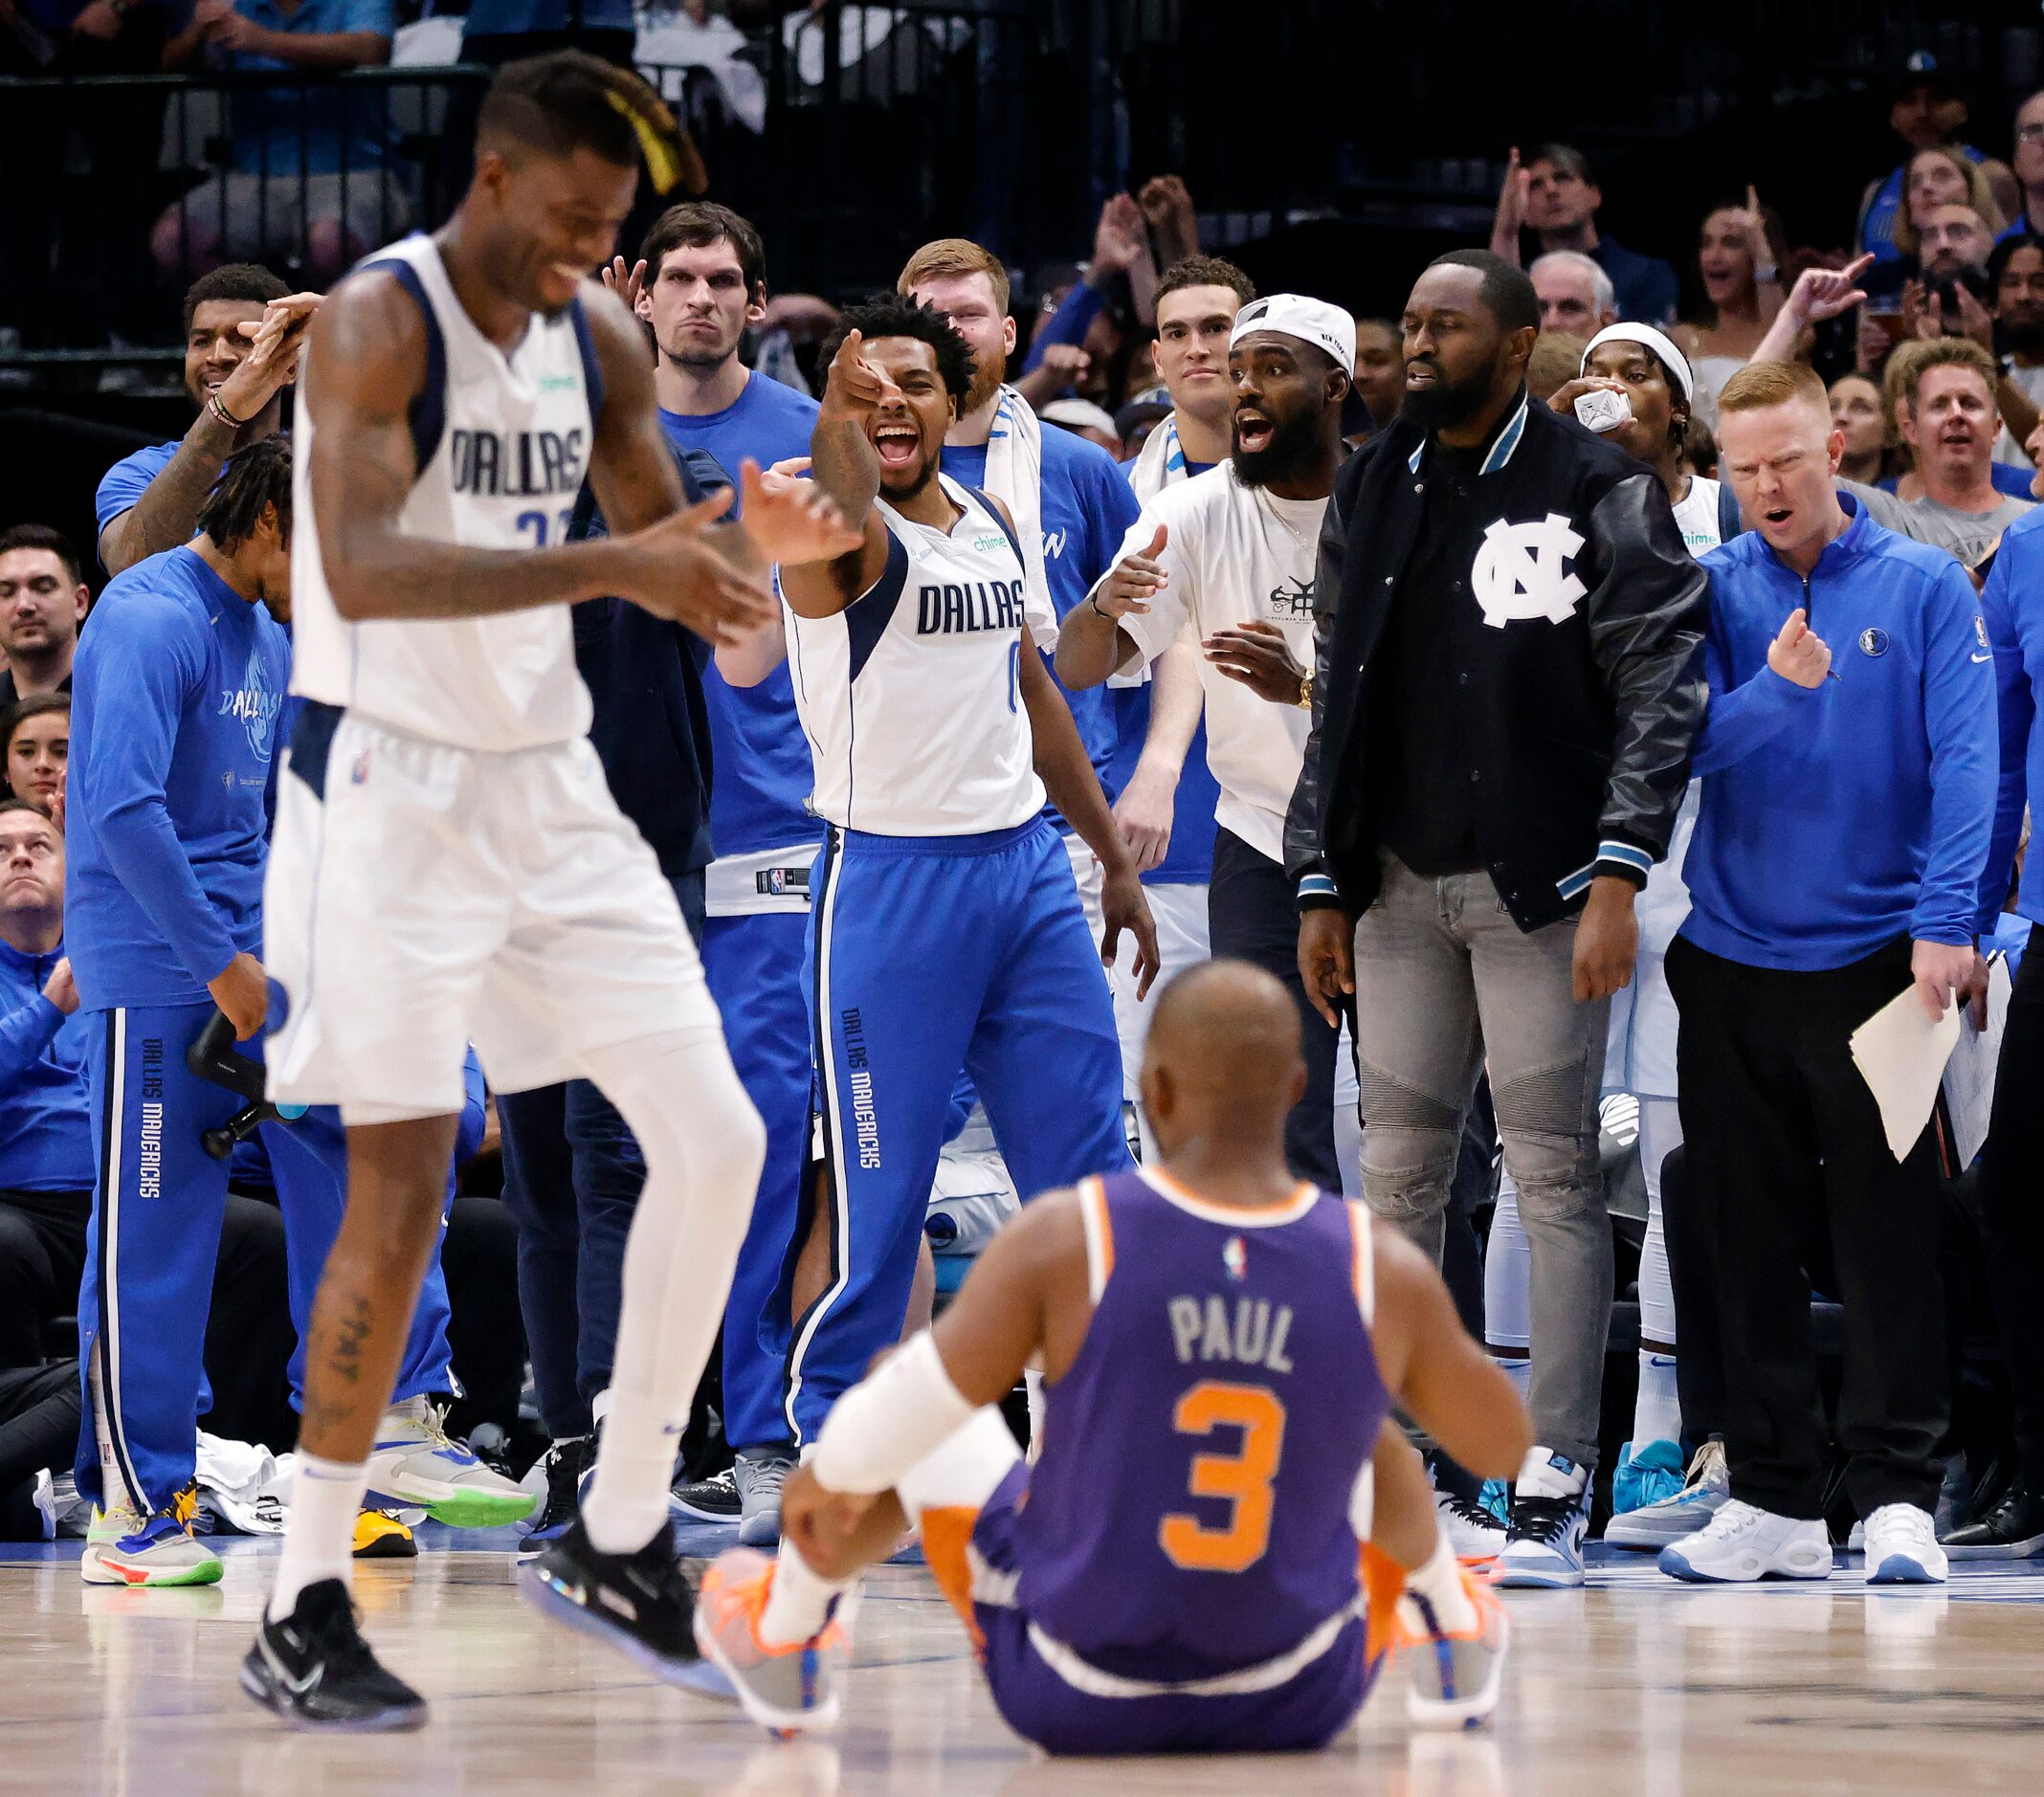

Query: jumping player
(733, 296), (1158, 1455)
(692, 960), (1528, 1750)
(240, 53), (858, 1729)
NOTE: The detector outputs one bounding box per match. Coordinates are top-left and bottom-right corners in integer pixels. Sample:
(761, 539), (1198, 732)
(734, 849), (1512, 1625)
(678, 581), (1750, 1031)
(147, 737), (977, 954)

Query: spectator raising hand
(1138, 174), (1199, 268)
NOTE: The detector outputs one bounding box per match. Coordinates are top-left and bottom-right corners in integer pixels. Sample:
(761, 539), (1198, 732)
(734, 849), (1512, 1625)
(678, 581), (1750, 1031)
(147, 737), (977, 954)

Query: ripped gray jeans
(1350, 853), (1611, 1469)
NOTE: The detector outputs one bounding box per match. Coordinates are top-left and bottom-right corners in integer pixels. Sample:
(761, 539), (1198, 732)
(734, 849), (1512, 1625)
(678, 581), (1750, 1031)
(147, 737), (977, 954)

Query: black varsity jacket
(1284, 389), (1708, 930)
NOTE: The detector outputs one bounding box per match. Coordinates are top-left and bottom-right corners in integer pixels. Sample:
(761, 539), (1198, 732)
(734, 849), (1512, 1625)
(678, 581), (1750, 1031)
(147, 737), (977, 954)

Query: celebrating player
(732, 296), (1158, 1457)
(691, 960), (1528, 1750)
(240, 53), (859, 1729)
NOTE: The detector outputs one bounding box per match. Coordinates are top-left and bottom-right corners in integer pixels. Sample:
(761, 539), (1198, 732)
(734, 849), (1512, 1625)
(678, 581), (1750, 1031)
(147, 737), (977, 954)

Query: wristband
(1090, 591), (1113, 619)
(809, 1329), (976, 1496)
(208, 388), (251, 431)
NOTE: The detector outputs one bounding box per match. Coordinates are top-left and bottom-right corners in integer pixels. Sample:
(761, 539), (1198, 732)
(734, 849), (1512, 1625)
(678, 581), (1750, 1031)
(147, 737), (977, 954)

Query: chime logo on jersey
(1471, 512), (1586, 629)
(915, 577), (1029, 636)
(449, 427), (588, 499)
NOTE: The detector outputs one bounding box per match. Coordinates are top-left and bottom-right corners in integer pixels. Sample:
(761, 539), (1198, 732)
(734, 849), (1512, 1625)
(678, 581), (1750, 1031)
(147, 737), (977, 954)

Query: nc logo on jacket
(1471, 513), (1586, 630)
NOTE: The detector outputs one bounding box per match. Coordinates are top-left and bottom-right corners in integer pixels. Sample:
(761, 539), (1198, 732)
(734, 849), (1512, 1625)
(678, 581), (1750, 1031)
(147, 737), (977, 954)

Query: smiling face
(5, 710), (66, 811)
(1697, 207), (1756, 308)
(0, 806), (61, 924)
(906, 272), (1014, 416)
(1901, 362), (1997, 489)
(645, 235), (765, 371)
(1717, 393), (1846, 566)
(861, 334), (957, 499)
(183, 298), (269, 410)
(477, 142), (639, 319)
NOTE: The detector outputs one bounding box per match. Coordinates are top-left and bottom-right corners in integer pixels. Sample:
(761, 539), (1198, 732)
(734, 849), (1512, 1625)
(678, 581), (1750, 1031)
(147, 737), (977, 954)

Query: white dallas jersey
(291, 234), (599, 751)
(787, 475), (1045, 836)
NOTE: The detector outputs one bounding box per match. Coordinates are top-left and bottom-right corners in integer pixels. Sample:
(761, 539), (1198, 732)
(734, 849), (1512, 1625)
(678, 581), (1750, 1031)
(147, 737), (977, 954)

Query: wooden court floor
(3, 1527), (2042, 1794)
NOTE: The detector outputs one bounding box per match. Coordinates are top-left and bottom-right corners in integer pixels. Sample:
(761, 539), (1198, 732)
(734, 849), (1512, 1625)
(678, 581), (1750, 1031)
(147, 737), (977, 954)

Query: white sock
(581, 1398), (679, 1555)
(1491, 1352), (1530, 1404)
(573, 1030), (765, 1556)
(1516, 1446), (1588, 1501)
(758, 1538), (855, 1649)
(88, 1349), (138, 1517)
(270, 1453), (368, 1620)
(1396, 1536), (1477, 1637)
(1633, 1351), (1682, 1449)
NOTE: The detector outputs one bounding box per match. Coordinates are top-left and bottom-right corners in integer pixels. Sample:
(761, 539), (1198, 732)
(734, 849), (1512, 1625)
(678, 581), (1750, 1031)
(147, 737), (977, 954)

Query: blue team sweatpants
(76, 1001), (451, 1513)
(785, 818), (1129, 1443)
(703, 908), (811, 1454)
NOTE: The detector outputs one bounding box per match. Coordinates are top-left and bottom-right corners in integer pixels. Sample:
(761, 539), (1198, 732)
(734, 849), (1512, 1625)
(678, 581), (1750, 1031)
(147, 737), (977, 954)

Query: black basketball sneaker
(241, 1578), (429, 1730)
(519, 1516), (710, 1687)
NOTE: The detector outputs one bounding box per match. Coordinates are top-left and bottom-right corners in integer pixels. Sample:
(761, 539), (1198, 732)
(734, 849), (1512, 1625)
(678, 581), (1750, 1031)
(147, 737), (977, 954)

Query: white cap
(1229, 293), (1357, 375)
(1039, 397), (1121, 438)
(1580, 322), (1694, 404)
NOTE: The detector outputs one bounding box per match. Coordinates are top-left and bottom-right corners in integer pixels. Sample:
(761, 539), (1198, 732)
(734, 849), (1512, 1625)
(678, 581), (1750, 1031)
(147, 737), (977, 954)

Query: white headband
(1230, 293), (1358, 376)
(1580, 322), (1695, 404)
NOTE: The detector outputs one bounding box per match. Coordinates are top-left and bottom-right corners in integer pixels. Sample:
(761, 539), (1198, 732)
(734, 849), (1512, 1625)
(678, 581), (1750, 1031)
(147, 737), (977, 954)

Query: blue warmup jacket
(65, 545), (288, 1009)
(1978, 506), (2044, 932)
(0, 934), (93, 1192)
(1681, 495), (1997, 971)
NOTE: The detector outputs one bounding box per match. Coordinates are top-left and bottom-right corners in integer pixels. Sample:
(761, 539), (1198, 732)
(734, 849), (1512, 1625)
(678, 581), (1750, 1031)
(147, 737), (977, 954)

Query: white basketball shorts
(264, 705), (721, 1123)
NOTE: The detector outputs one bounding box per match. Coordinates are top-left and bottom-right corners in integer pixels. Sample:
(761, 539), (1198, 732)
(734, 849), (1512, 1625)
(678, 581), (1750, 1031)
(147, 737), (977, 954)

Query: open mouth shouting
(1234, 406), (1276, 455)
(874, 420), (922, 470)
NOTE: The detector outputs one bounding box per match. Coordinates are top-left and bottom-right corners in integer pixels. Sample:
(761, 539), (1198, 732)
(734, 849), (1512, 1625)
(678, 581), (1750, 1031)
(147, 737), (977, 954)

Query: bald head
(1140, 961), (1307, 1158)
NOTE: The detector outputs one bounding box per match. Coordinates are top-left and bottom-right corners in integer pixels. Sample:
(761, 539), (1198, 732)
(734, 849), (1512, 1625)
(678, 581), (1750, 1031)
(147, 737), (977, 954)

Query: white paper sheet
(1942, 955), (2013, 1169)
(1850, 985), (1963, 1162)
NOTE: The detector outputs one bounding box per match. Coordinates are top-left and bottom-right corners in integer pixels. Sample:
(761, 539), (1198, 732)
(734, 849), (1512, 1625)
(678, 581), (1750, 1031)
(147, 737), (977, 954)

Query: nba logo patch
(350, 747), (372, 785)
(1858, 627), (1889, 658)
(1222, 1236), (1246, 1282)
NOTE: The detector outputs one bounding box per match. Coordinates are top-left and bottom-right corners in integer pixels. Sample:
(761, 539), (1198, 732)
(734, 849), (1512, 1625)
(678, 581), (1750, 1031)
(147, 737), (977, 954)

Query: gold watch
(1296, 669), (1314, 711)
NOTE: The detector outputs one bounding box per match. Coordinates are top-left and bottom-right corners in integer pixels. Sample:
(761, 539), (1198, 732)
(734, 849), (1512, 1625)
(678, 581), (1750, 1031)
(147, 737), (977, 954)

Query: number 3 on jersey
(1158, 1380), (1286, 1574)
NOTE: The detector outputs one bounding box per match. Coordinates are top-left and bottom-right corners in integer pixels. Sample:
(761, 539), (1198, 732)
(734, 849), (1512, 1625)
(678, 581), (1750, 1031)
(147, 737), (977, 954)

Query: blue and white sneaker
(1604, 1438), (1729, 1550)
(80, 1487), (224, 1587)
(1657, 1498), (1831, 1583)
(366, 1397), (537, 1528)
(1611, 1438), (1684, 1516)
(1862, 1502), (1947, 1585)
(1492, 1448), (1589, 1589)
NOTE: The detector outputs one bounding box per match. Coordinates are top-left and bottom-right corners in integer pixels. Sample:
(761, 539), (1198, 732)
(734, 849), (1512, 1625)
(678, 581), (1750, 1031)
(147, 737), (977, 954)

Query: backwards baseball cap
(1230, 293), (1357, 375)
(1581, 322), (1695, 404)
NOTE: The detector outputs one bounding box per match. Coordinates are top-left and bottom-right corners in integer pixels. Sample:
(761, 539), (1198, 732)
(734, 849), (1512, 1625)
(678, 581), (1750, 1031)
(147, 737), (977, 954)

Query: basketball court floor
(3, 1519), (2039, 1794)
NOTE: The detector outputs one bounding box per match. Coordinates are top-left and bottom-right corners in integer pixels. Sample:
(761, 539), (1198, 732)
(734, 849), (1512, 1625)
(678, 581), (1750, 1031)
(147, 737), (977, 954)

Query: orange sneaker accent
(1360, 1541), (1407, 1668)
(919, 1504), (987, 1651)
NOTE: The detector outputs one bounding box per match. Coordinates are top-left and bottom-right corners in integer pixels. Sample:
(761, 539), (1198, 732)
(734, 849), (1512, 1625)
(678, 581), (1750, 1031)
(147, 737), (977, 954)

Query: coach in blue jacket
(1660, 359), (1996, 1588)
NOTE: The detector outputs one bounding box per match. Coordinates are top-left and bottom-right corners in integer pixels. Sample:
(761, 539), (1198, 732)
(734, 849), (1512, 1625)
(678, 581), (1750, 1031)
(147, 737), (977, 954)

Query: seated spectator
(1830, 370), (1892, 485)
(2, 696), (68, 816)
(1987, 234), (2044, 469)
(1524, 329), (1588, 401)
(1675, 189), (1788, 426)
(1857, 53), (2012, 266)
(1844, 339), (2034, 566)
(1350, 317), (1403, 437)
(1893, 147), (2008, 273)
(0, 527), (87, 707)
(1039, 397), (1122, 455)
(155, 0), (407, 286)
(1491, 141), (1679, 323)
(2011, 89), (2044, 240)
(1530, 251), (1615, 337)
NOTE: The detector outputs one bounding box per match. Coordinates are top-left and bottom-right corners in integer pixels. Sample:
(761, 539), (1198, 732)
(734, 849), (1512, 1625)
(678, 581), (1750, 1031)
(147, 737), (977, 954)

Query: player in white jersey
(725, 296), (1156, 1453)
(240, 53), (859, 1731)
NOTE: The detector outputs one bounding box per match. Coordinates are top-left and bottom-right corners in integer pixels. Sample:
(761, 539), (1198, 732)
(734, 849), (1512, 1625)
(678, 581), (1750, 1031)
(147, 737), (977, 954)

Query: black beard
(1232, 407), (1322, 489)
(880, 452), (941, 501)
(1400, 362), (1499, 433)
(2004, 317), (2044, 357)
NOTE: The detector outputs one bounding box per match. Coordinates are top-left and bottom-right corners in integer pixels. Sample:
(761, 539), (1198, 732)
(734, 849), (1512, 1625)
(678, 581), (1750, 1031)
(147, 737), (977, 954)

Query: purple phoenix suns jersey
(1011, 1165), (1390, 1683)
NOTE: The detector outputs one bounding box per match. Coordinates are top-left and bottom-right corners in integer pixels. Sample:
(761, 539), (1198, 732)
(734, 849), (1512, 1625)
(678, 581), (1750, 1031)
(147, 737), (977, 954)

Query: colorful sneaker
(1493, 1450), (1589, 1589)
(367, 1398), (537, 1528)
(693, 1546), (852, 1737)
(736, 1448), (795, 1548)
(673, 1464), (742, 1523)
(520, 1517), (703, 1686)
(1611, 1438), (1685, 1515)
(521, 1434), (595, 1553)
(353, 1509), (417, 1560)
(81, 1487), (224, 1587)
(1863, 1502), (1947, 1585)
(1434, 1487), (1506, 1564)
(241, 1578), (428, 1730)
(1604, 1439), (1729, 1550)
(1657, 1498), (1832, 1583)
(1397, 1565), (1510, 1729)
